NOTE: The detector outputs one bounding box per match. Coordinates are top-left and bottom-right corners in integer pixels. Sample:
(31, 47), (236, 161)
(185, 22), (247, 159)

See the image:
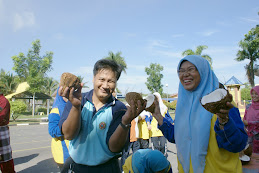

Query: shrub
(10, 100), (27, 120)
(37, 107), (47, 114)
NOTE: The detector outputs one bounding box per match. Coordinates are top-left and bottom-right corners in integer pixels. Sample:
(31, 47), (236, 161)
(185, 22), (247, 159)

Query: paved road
(9, 125), (178, 173)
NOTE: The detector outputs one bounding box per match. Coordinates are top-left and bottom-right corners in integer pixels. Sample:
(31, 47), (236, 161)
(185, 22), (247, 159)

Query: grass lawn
(9, 114), (48, 125)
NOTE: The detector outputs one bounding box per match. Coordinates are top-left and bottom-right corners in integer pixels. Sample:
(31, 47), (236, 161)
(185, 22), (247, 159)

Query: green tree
(0, 69), (18, 95)
(145, 63), (164, 95)
(12, 39), (53, 93)
(241, 83), (252, 102)
(10, 100), (27, 121)
(182, 45), (213, 69)
(236, 26), (259, 87)
(104, 51), (127, 73)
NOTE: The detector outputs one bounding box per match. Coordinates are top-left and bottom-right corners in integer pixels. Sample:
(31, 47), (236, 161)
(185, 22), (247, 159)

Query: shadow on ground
(17, 158), (60, 173)
(14, 154), (39, 165)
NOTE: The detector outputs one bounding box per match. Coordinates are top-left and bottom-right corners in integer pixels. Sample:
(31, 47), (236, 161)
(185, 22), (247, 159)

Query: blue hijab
(174, 55), (219, 173)
(52, 87), (66, 114)
(132, 149), (171, 173)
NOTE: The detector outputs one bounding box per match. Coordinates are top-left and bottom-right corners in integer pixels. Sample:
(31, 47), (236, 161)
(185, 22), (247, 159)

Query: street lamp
(165, 84), (168, 102)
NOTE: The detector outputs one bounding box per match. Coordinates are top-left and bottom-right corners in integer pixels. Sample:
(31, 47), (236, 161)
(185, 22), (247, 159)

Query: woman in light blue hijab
(152, 55), (247, 173)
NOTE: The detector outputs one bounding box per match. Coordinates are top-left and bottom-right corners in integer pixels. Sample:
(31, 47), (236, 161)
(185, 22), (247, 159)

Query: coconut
(239, 155), (250, 165)
(200, 88), (232, 114)
(143, 94), (155, 113)
(60, 72), (81, 93)
(125, 92), (146, 108)
(244, 144), (253, 157)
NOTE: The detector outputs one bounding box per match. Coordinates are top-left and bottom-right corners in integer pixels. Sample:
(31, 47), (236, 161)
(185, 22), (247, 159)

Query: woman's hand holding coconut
(216, 101), (234, 129)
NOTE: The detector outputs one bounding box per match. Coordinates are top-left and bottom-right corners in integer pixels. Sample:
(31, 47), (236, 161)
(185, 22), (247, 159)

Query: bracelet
(120, 122), (131, 130)
(218, 117), (229, 126)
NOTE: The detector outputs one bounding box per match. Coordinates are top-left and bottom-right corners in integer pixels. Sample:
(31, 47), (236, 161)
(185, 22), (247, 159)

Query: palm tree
(77, 75), (89, 89)
(104, 51), (127, 95)
(236, 26), (259, 87)
(43, 77), (59, 96)
(0, 69), (18, 95)
(182, 45), (213, 69)
(104, 51), (127, 73)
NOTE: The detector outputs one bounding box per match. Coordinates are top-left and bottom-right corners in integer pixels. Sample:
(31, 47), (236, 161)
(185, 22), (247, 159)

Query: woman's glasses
(178, 66), (197, 75)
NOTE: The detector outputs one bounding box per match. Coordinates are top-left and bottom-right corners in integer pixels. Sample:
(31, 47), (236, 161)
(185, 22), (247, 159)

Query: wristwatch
(120, 122), (131, 130)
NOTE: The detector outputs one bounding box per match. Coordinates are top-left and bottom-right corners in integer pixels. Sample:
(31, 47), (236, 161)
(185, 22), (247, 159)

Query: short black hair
(93, 59), (122, 80)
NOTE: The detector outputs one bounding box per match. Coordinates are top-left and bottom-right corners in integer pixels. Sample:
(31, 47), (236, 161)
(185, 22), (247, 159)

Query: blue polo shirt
(59, 90), (127, 166)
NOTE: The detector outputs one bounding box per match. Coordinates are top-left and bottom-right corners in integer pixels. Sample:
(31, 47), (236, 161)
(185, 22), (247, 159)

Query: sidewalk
(9, 117), (49, 126)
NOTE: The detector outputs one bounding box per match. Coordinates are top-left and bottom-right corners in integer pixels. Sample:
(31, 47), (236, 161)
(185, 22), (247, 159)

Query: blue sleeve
(158, 118), (175, 143)
(164, 110), (174, 124)
(58, 101), (72, 133)
(106, 101), (127, 150)
(214, 107), (248, 153)
(48, 111), (63, 138)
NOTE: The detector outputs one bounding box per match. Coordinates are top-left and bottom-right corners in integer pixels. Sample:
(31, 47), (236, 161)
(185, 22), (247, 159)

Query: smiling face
(178, 61), (201, 91)
(93, 68), (117, 102)
(251, 90), (259, 102)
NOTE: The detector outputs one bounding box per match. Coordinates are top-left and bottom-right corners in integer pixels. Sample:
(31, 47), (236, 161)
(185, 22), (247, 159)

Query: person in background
(138, 110), (151, 149)
(122, 148), (172, 173)
(0, 91), (15, 173)
(243, 85), (259, 153)
(58, 59), (146, 172)
(152, 55), (247, 173)
(149, 92), (173, 157)
(48, 87), (70, 170)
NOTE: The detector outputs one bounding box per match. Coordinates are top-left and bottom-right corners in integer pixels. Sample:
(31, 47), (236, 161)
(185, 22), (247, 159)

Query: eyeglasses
(178, 66), (197, 75)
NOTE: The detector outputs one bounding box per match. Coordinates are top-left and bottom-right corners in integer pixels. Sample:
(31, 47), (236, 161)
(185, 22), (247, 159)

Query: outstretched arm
(59, 84), (83, 140)
(108, 100), (146, 153)
(152, 98), (175, 143)
(215, 107), (248, 152)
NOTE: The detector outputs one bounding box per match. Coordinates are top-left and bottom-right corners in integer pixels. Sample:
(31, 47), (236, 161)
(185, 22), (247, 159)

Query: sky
(1, 0), (259, 96)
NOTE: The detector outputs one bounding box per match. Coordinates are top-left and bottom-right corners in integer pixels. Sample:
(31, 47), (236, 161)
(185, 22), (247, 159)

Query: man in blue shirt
(59, 59), (146, 172)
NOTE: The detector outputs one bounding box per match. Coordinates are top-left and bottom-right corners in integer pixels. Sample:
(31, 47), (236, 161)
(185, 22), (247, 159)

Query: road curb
(9, 122), (48, 126)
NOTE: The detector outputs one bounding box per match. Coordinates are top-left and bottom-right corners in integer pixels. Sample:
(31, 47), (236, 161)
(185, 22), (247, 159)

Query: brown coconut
(244, 144), (253, 157)
(143, 94), (156, 113)
(200, 88), (232, 114)
(60, 72), (81, 93)
(125, 92), (146, 108)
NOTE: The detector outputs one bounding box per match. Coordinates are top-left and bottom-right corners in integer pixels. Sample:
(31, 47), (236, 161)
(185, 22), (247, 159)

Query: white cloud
(127, 64), (146, 71)
(149, 40), (170, 48)
(197, 30), (219, 36)
(155, 50), (182, 58)
(13, 11), (35, 31)
(240, 17), (259, 24)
